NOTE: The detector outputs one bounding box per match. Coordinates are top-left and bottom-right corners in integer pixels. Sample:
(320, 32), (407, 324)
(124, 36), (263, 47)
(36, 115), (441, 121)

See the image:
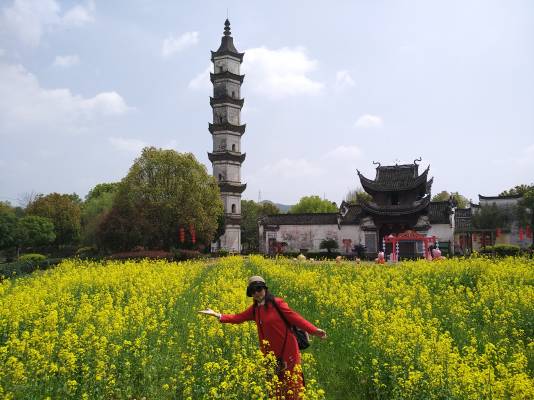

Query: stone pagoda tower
(208, 19), (246, 252)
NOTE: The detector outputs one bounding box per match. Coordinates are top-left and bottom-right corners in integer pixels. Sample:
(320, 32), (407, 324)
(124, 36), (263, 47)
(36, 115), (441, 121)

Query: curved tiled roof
(260, 213), (339, 226)
(358, 165), (430, 192)
(210, 71), (244, 84)
(208, 122), (246, 134)
(360, 196), (431, 216)
(428, 201), (452, 224)
(218, 182), (247, 194)
(210, 96), (244, 108)
(208, 151), (246, 163)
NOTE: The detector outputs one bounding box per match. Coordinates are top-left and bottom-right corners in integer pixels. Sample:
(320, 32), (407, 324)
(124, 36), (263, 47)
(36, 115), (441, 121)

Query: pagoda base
(212, 225), (241, 253)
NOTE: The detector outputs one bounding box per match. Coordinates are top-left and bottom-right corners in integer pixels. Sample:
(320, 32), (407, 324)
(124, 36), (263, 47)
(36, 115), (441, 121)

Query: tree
(499, 184), (534, 196)
(518, 188), (534, 247)
(15, 216), (56, 248)
(320, 238), (339, 254)
(345, 188), (372, 204)
(289, 195), (338, 214)
(97, 147), (223, 251)
(81, 183), (119, 246)
(472, 204), (516, 230)
(431, 191), (469, 208)
(26, 193), (81, 246)
(241, 200), (280, 252)
(0, 202), (18, 250)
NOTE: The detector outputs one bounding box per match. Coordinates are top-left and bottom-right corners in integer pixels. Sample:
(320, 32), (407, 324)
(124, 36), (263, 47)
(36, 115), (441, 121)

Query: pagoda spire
(224, 18), (231, 36)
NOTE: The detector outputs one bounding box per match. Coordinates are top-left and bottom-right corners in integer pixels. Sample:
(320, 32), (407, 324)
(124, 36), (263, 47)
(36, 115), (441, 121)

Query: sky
(1, 0), (533, 207)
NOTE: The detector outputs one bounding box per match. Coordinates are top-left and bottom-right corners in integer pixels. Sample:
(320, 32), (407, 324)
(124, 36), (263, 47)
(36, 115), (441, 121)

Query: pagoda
(208, 19), (247, 252)
(355, 159), (451, 257)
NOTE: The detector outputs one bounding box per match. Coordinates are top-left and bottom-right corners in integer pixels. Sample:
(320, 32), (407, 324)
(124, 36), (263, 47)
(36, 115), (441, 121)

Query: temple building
(209, 20), (246, 252)
(259, 160), (455, 258)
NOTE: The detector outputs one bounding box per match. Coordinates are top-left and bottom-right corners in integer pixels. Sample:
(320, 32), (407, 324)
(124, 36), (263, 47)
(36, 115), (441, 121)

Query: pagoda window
(218, 174), (223, 181)
(391, 192), (399, 205)
(232, 144), (236, 152)
(231, 204), (236, 213)
(231, 90), (235, 98)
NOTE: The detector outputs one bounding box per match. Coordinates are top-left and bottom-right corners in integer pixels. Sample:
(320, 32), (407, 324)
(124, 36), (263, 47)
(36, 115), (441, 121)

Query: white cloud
(0, 49), (5, 57)
(61, 0), (95, 27)
(1, 0), (95, 47)
(53, 54), (80, 68)
(355, 114), (383, 129)
(323, 145), (362, 160)
(335, 70), (355, 89)
(162, 31), (199, 58)
(188, 65), (211, 90)
(242, 47), (324, 98)
(0, 62), (131, 134)
(259, 158), (324, 179)
(108, 137), (148, 153)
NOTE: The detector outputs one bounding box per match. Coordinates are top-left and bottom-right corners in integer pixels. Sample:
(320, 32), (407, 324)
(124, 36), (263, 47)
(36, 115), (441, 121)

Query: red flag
(519, 227), (524, 241)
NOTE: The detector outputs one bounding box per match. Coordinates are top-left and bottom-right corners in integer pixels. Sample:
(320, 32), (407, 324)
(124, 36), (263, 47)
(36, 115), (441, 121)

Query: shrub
(18, 253), (47, 262)
(493, 244), (520, 256)
(172, 249), (206, 261)
(0, 257), (63, 279)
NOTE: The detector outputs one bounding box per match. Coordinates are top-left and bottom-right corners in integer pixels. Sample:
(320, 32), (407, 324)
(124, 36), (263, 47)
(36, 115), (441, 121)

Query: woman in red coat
(200, 275), (327, 399)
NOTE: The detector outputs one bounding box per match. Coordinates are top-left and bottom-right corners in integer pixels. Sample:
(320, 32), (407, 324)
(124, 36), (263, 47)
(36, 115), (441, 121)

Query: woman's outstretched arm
(199, 305), (254, 324)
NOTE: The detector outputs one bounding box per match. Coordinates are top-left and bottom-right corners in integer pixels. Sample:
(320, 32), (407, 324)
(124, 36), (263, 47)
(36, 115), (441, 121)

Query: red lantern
(179, 227), (185, 243)
(495, 228), (501, 238)
(519, 227), (524, 241)
(189, 224), (196, 244)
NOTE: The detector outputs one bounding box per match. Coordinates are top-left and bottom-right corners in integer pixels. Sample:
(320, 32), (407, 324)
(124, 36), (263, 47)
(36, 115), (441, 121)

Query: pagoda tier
(208, 122), (246, 135)
(210, 71), (244, 84)
(218, 181), (247, 194)
(225, 215), (242, 225)
(210, 96), (244, 108)
(211, 20), (244, 61)
(360, 196), (431, 216)
(208, 151), (246, 163)
(358, 165), (430, 193)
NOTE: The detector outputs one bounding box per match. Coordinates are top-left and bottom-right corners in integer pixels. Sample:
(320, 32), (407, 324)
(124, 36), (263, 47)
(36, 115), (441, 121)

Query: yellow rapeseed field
(0, 255), (532, 399)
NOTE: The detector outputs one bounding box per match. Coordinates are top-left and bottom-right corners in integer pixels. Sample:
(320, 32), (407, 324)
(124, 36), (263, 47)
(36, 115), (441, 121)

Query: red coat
(220, 297), (318, 371)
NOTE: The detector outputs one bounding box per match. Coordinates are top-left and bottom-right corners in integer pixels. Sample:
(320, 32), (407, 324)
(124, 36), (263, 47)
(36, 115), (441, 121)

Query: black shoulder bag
(271, 300), (310, 350)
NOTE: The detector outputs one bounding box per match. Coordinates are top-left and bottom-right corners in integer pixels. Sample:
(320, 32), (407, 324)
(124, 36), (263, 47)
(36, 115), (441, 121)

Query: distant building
(259, 160), (455, 258)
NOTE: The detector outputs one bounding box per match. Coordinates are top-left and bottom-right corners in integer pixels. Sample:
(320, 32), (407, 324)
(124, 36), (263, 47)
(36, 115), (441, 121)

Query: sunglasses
(251, 286), (265, 294)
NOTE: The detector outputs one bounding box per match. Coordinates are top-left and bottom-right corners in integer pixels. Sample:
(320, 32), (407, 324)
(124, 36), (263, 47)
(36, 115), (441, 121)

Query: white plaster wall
(222, 225), (241, 252)
(274, 224), (339, 252)
(213, 162), (240, 182)
(214, 57), (240, 75)
(223, 194), (241, 214)
(428, 224), (454, 245)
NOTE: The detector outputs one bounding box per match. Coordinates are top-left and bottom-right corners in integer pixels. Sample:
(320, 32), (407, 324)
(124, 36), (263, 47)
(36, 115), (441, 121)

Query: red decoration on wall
(190, 224), (196, 244)
(527, 225), (532, 239)
(179, 227), (185, 243)
(519, 227), (524, 241)
(495, 228), (501, 237)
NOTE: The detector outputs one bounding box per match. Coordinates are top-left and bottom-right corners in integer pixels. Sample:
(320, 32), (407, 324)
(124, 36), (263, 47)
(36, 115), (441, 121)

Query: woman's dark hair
(253, 289), (275, 309)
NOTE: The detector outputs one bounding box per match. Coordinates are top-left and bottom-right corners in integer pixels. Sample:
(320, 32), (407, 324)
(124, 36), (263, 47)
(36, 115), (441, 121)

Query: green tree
(97, 147), (223, 251)
(26, 193), (82, 246)
(320, 238), (339, 254)
(431, 191), (469, 208)
(517, 188), (534, 247)
(85, 182), (120, 202)
(15, 215), (56, 248)
(472, 204), (516, 230)
(289, 195), (338, 214)
(345, 188), (372, 204)
(81, 183), (119, 246)
(241, 200), (280, 252)
(499, 184), (534, 196)
(0, 202), (18, 250)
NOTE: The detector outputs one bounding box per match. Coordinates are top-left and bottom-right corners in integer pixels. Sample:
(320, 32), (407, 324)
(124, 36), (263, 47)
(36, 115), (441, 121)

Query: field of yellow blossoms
(0, 255), (533, 399)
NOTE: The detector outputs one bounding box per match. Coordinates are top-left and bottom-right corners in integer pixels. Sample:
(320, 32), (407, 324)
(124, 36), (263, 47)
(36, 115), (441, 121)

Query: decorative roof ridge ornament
(372, 161), (381, 168)
(413, 157), (422, 165)
(224, 19), (231, 36)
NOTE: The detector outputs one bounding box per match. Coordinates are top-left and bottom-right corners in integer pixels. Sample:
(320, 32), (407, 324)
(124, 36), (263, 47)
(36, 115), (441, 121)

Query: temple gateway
(259, 160), (455, 259)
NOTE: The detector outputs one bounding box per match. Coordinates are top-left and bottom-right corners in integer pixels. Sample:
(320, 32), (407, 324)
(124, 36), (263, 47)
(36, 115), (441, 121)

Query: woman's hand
(313, 328), (327, 339)
(198, 308), (222, 319)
